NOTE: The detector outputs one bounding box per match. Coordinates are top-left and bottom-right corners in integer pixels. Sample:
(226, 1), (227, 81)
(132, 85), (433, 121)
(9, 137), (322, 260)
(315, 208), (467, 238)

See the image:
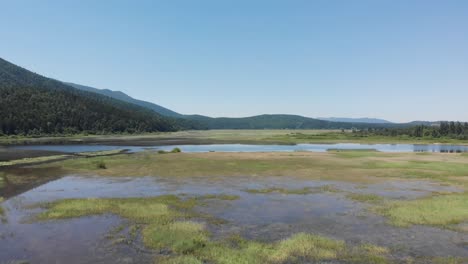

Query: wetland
(1, 132), (467, 263)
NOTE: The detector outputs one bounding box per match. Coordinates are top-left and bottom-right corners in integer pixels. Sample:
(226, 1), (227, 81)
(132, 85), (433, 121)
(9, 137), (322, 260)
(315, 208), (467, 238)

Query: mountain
(318, 117), (392, 124)
(65, 82), (182, 118)
(184, 114), (399, 130)
(64, 83), (396, 129)
(0, 57), (194, 135)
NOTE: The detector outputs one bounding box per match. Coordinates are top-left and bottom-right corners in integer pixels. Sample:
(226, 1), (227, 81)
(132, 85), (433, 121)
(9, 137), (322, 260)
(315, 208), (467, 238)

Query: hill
(65, 82), (182, 117)
(318, 117), (392, 124)
(0, 58), (194, 135)
(62, 83), (396, 130)
(184, 114), (399, 130)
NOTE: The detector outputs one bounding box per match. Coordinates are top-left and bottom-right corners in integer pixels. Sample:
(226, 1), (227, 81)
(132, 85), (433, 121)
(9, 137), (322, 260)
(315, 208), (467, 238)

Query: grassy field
(0, 149), (125, 168)
(2, 129), (467, 145)
(50, 150), (468, 187)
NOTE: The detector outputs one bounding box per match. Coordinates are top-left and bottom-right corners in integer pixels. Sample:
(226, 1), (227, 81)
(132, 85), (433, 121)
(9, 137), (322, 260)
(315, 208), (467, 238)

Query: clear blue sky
(1, 0), (467, 122)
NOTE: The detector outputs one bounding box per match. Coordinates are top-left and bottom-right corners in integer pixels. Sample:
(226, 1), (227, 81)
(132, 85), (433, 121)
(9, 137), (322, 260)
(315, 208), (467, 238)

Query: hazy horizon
(1, 0), (467, 122)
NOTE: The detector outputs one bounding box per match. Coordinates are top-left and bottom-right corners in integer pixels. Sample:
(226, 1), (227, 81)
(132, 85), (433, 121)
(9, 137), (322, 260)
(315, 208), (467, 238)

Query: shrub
(96, 160), (107, 169)
(171, 147), (182, 153)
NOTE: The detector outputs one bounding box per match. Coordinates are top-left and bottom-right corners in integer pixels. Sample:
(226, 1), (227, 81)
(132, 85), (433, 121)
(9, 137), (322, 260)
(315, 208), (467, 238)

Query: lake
(10, 143), (468, 153)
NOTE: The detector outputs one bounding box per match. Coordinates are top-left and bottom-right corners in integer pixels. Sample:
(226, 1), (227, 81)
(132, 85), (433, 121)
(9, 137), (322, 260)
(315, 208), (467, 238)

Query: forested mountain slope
(65, 82), (182, 118)
(0, 58), (194, 135)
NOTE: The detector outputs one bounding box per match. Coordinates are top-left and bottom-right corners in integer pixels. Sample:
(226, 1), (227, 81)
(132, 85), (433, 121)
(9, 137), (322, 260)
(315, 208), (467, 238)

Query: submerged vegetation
(37, 195), (391, 263)
(244, 185), (340, 195)
(346, 193), (385, 204)
(0, 197), (4, 216)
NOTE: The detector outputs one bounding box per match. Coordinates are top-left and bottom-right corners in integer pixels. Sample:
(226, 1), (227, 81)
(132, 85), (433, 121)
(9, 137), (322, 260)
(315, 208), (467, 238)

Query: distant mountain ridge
(318, 117), (392, 124)
(60, 82), (443, 130)
(184, 114), (403, 130)
(65, 82), (182, 117)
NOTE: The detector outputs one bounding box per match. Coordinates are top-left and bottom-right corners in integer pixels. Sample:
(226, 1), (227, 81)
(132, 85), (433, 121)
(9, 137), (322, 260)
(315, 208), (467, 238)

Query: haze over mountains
(0, 57), (445, 135)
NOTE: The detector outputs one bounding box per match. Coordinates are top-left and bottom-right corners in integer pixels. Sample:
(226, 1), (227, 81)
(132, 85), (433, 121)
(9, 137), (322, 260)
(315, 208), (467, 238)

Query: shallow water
(11, 142), (468, 153)
(0, 175), (466, 263)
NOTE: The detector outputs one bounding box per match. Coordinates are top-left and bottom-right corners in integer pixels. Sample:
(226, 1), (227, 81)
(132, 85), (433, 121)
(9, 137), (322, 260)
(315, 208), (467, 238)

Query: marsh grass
(0, 197), (4, 216)
(244, 187), (315, 195)
(144, 221), (208, 253)
(375, 193), (468, 229)
(0, 149), (125, 168)
(95, 160), (107, 169)
(244, 184), (344, 195)
(158, 148), (182, 154)
(0, 173), (4, 188)
(37, 195), (391, 264)
(77, 149), (125, 157)
(52, 151), (467, 187)
(0, 154), (70, 167)
(346, 193), (385, 204)
(267, 131), (468, 145)
(328, 149), (381, 159)
(198, 194), (239, 200)
(156, 256), (203, 264)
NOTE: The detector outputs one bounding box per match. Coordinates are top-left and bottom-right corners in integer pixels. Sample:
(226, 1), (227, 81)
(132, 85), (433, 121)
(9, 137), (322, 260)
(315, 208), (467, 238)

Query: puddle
(0, 175), (466, 263)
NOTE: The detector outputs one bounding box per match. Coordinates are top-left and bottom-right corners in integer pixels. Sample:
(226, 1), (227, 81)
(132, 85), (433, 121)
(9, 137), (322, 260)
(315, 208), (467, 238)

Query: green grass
(198, 194), (239, 200)
(37, 195), (391, 264)
(0, 173), (4, 188)
(328, 149), (382, 159)
(363, 159), (468, 186)
(76, 149), (125, 157)
(0, 154), (71, 167)
(158, 147), (182, 154)
(45, 150), (468, 189)
(0, 149), (126, 168)
(156, 256), (204, 264)
(3, 130), (467, 146)
(268, 131), (468, 145)
(346, 193), (385, 204)
(95, 160), (107, 169)
(244, 185), (342, 195)
(0, 197), (4, 216)
(368, 160), (468, 177)
(144, 221), (208, 254)
(244, 187), (316, 195)
(376, 193), (468, 229)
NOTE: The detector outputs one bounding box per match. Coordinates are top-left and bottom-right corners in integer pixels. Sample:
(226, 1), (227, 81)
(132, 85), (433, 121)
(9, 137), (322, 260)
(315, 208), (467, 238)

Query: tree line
(352, 121), (468, 140)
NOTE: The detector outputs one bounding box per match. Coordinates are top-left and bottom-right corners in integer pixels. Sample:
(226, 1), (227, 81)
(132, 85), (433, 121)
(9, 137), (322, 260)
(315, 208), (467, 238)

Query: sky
(1, 0), (467, 122)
